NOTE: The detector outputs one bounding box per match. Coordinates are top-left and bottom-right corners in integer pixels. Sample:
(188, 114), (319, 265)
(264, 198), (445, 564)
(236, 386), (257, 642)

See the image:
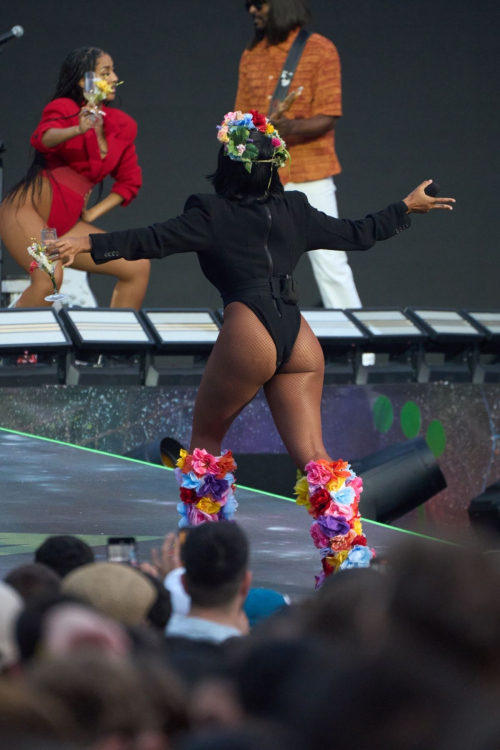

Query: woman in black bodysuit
(48, 111), (455, 580)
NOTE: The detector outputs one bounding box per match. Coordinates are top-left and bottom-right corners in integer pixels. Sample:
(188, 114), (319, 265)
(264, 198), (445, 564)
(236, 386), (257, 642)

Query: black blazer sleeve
(90, 194), (212, 264)
(301, 193), (412, 253)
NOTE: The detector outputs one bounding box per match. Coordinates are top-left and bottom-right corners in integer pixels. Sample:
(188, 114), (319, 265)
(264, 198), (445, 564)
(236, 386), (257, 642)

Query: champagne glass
(41, 228), (68, 302)
(83, 71), (100, 123)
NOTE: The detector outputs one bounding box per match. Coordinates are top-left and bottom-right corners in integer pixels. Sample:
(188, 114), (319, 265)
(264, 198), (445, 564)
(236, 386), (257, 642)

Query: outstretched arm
(304, 180), (455, 253)
(46, 196), (212, 268)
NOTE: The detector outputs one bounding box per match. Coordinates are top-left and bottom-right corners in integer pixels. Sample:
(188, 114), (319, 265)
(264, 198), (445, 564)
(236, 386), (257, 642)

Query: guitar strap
(268, 28), (312, 116)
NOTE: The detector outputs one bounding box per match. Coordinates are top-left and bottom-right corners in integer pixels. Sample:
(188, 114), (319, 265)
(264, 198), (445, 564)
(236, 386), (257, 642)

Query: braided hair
(5, 47), (106, 207)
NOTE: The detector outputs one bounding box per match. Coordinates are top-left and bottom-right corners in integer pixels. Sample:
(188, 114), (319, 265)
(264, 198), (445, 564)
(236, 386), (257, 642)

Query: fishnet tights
(190, 302), (332, 469)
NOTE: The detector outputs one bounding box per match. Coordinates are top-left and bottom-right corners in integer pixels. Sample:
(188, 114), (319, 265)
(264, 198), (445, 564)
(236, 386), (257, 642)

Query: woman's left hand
(45, 237), (92, 268)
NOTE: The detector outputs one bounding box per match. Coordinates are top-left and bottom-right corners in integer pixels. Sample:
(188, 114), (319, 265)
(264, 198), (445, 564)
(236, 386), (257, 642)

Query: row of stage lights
(0, 306), (499, 385)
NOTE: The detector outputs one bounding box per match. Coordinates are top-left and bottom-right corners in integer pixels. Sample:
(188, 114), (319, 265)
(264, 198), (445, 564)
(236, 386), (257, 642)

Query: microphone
(424, 181), (440, 197)
(0, 26), (24, 47)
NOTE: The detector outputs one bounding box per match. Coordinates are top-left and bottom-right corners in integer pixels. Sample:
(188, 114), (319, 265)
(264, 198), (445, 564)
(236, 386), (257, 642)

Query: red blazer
(31, 97), (142, 207)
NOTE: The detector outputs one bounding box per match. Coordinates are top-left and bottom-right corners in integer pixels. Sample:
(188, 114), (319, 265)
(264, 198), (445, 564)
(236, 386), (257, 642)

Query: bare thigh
(264, 315), (330, 469)
(190, 302), (278, 455)
(0, 181), (56, 269)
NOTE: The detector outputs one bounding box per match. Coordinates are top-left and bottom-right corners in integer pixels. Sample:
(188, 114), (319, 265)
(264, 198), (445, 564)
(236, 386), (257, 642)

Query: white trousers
(285, 177), (362, 309)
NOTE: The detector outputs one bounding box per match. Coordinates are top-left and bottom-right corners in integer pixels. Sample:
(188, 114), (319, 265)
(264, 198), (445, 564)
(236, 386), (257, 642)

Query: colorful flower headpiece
(217, 110), (290, 173)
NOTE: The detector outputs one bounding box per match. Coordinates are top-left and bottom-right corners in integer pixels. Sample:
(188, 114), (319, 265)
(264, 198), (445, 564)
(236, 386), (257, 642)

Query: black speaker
(125, 437), (184, 468)
(468, 482), (500, 534)
(352, 438), (447, 524)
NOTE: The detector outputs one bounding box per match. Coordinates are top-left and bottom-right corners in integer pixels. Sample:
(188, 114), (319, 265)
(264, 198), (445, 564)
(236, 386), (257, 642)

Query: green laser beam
(0, 427), (450, 545)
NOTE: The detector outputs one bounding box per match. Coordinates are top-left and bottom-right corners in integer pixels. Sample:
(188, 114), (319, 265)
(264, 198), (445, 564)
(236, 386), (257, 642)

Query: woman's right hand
(77, 106), (98, 135)
(403, 180), (456, 214)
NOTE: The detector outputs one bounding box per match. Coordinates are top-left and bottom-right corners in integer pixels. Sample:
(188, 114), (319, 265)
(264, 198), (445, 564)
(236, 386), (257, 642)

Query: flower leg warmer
(174, 448), (238, 526)
(294, 459), (375, 587)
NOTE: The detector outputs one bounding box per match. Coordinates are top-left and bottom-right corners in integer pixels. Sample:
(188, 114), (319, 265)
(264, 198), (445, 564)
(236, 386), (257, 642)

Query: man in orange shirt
(235, 0), (362, 311)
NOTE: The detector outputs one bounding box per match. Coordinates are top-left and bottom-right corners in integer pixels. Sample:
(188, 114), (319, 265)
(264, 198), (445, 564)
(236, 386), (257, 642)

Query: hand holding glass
(83, 72), (100, 123)
(41, 228), (68, 302)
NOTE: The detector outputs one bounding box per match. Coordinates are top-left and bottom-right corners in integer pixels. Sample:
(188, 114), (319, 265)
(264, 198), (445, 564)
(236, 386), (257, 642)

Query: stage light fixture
(140, 309), (221, 386)
(468, 482), (500, 537)
(0, 308), (71, 385)
(406, 308), (483, 340)
(141, 309), (220, 351)
(406, 308), (484, 383)
(58, 308), (154, 385)
(301, 309), (366, 341)
(462, 310), (500, 383)
(125, 436), (184, 467)
(347, 308), (427, 384)
(352, 437), (447, 524)
(301, 309), (368, 384)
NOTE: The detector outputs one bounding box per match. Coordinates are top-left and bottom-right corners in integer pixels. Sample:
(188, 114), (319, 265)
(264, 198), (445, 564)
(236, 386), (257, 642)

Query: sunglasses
(245, 1), (266, 11)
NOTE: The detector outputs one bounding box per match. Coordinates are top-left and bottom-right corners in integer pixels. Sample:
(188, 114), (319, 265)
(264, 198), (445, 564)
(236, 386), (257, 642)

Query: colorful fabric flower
(200, 475), (229, 501)
(310, 523), (331, 550)
(323, 550), (349, 575)
(266, 122), (275, 134)
(271, 137), (282, 147)
(308, 488), (332, 517)
(192, 448), (219, 476)
(187, 506), (219, 526)
(217, 126), (230, 143)
(179, 471), (205, 493)
(217, 451), (237, 477)
(29, 260), (39, 274)
(330, 529), (357, 552)
(352, 518), (363, 536)
(332, 485), (356, 506)
(179, 488), (198, 505)
(305, 459), (334, 487)
(346, 475), (364, 501)
(294, 475), (311, 509)
(196, 497), (222, 515)
(221, 495), (238, 520)
(326, 502), (355, 522)
(249, 109), (267, 132)
(339, 545), (374, 570)
(317, 514), (351, 538)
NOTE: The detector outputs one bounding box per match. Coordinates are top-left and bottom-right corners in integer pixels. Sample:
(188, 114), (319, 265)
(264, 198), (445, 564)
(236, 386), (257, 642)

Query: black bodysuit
(90, 191), (411, 367)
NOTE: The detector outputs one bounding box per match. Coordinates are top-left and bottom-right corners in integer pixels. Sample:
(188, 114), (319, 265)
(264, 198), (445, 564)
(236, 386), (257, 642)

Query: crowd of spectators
(2, 523), (500, 750)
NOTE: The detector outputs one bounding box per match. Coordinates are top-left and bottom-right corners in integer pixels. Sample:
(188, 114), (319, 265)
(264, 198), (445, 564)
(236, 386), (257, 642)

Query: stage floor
(0, 428), (442, 597)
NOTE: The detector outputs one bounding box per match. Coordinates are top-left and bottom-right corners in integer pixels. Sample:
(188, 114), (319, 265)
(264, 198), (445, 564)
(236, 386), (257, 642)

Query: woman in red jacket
(0, 46), (150, 308)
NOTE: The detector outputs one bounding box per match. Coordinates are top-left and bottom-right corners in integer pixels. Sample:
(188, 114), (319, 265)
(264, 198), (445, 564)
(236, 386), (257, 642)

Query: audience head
(35, 536), (94, 578)
(142, 572), (172, 631)
(5, 563), (61, 603)
(0, 581), (23, 670)
(181, 522), (251, 609)
(26, 652), (165, 747)
(42, 603), (131, 658)
(386, 539), (500, 682)
(180, 722), (298, 750)
(61, 562), (157, 625)
(244, 588), (288, 628)
(16, 593), (87, 663)
(0, 679), (75, 748)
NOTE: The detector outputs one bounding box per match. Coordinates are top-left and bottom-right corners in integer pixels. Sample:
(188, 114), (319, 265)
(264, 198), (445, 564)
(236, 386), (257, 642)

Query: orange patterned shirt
(235, 28), (342, 185)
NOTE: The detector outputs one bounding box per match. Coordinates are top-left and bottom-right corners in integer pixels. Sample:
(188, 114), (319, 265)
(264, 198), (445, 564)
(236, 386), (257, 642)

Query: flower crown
(217, 109), (290, 173)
